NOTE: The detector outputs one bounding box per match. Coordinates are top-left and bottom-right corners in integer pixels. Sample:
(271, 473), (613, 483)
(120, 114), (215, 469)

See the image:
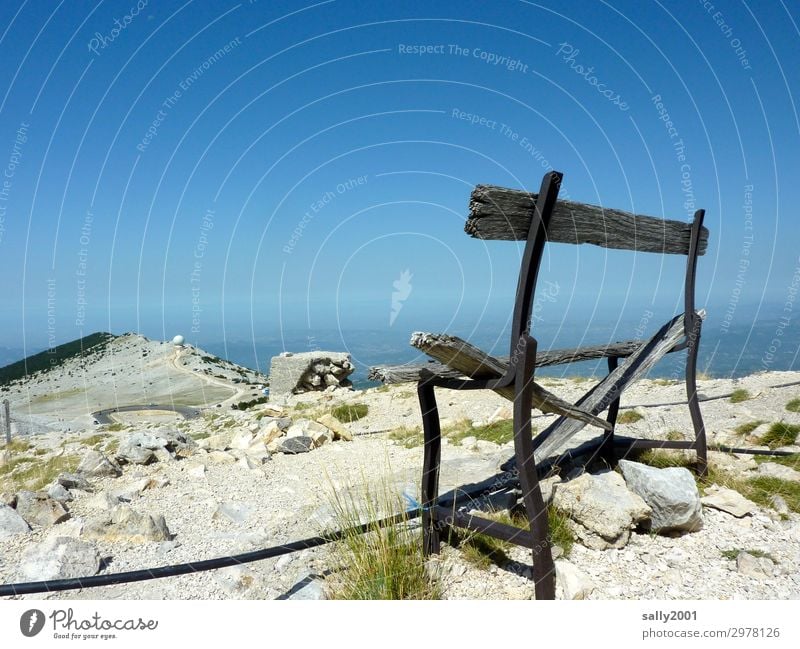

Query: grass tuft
(729, 389), (752, 404)
(617, 410), (644, 425)
(388, 426), (423, 449)
(447, 419), (517, 446)
(81, 434), (107, 448)
(450, 506), (573, 570)
(754, 453), (800, 469)
(0, 454), (80, 492)
(721, 548), (774, 562)
(332, 403), (369, 423)
(786, 398), (800, 413)
(326, 479), (439, 600)
(760, 422), (800, 449)
(2, 438), (32, 453)
(734, 420), (765, 436)
(666, 430), (684, 441)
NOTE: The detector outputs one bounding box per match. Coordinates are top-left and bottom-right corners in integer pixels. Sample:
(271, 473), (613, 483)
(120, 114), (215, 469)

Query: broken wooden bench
(369, 170), (709, 599)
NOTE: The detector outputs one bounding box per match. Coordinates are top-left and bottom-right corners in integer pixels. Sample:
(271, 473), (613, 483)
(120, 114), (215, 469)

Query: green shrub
(326, 480), (439, 600)
(617, 410), (643, 424)
(332, 403), (369, 423)
(786, 398), (800, 413)
(729, 389), (751, 404)
(734, 420), (765, 436)
(388, 426), (423, 449)
(760, 422), (800, 449)
(721, 549), (774, 561)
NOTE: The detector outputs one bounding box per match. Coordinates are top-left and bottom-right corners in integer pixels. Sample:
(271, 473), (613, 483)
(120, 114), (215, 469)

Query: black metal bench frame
(413, 170), (708, 600)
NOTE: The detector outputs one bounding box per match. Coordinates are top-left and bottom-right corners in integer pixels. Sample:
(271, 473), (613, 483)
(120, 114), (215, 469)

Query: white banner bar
(0, 600), (798, 647)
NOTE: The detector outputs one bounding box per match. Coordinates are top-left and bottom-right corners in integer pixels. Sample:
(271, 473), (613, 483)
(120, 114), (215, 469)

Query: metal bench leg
(600, 356), (620, 466)
(418, 381), (442, 556)
(686, 322), (708, 477)
(514, 336), (555, 600)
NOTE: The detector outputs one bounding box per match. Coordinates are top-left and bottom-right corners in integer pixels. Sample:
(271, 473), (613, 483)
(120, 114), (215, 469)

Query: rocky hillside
(0, 332), (268, 433)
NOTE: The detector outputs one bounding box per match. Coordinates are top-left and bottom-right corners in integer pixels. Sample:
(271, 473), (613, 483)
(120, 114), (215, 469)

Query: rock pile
(268, 351), (354, 396)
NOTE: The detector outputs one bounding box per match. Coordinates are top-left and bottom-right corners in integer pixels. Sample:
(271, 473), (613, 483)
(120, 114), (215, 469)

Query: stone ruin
(268, 351), (354, 397)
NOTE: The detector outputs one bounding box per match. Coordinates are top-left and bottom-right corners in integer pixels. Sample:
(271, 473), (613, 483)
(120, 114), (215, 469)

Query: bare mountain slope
(1, 333), (267, 432)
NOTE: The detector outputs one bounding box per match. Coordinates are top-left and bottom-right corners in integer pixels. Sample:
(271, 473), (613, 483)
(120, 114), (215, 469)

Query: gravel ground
(2, 368), (799, 600)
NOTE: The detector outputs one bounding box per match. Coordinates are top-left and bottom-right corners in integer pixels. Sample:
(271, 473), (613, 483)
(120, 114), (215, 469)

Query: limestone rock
(199, 432), (234, 451)
(187, 464), (207, 479)
(86, 491), (121, 511)
(309, 429), (332, 448)
(553, 471), (651, 550)
(278, 436), (314, 454)
(736, 552), (774, 579)
(230, 429), (255, 450)
(555, 559), (595, 600)
(701, 486), (757, 518)
(83, 504), (172, 543)
(19, 536), (100, 581)
(258, 420), (285, 445)
(213, 565), (265, 598)
(757, 462), (800, 482)
(15, 491), (70, 528)
(0, 504), (31, 537)
(77, 450), (122, 478)
(269, 351), (354, 396)
(618, 460), (703, 533)
(316, 414), (352, 441)
(47, 482), (74, 503)
(285, 571), (327, 600)
(213, 501), (254, 524)
(116, 440), (156, 465)
(56, 473), (92, 491)
(118, 430), (196, 464)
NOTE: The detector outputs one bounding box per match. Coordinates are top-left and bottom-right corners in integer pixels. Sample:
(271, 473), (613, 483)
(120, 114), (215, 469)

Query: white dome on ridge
(172, 335), (185, 346)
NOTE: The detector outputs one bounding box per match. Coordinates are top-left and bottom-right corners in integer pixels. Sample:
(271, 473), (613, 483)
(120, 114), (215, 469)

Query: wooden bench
(369, 170), (709, 599)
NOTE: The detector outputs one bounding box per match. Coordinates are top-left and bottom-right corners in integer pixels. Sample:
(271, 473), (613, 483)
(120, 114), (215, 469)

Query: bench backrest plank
(467, 184), (709, 255)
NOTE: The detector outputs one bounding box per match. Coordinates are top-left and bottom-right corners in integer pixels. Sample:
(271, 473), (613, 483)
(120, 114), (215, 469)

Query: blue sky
(0, 0), (798, 357)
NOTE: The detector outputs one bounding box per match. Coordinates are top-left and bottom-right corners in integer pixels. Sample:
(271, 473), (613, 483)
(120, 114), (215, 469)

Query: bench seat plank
(408, 332), (612, 431)
(368, 339), (649, 384)
(467, 184), (709, 255)
(530, 310), (704, 462)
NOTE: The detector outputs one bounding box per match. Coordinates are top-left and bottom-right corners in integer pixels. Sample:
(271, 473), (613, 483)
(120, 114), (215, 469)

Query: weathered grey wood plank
(531, 310), (704, 462)
(369, 339), (649, 384)
(467, 184), (708, 255)
(409, 332), (612, 431)
(368, 361), (463, 383)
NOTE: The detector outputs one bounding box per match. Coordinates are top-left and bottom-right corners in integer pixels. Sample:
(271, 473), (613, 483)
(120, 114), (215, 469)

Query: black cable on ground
(0, 508), (421, 597)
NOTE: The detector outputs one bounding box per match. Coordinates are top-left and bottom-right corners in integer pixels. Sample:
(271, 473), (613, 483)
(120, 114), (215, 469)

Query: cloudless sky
(0, 0), (798, 362)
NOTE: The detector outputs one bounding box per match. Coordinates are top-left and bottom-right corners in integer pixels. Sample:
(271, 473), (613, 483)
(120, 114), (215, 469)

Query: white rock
(187, 464), (207, 479)
(618, 460), (703, 533)
(553, 471), (651, 550)
(757, 462), (800, 482)
(737, 552), (774, 579)
(230, 429), (255, 450)
(87, 491), (121, 511)
(555, 560), (595, 600)
(701, 486), (757, 518)
(0, 504), (31, 537)
(19, 536), (100, 581)
(213, 501), (254, 524)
